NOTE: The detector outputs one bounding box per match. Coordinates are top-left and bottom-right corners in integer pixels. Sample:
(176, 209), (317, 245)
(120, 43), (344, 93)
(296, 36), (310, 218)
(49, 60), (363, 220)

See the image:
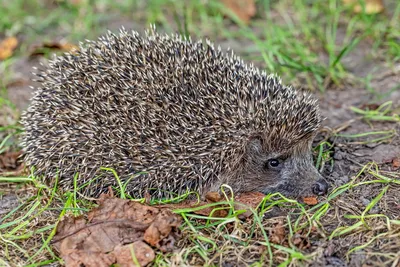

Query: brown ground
(1, 12), (399, 267)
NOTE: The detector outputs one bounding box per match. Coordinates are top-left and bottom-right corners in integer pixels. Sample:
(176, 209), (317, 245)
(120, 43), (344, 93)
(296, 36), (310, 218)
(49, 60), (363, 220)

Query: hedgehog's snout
(312, 178), (329, 196)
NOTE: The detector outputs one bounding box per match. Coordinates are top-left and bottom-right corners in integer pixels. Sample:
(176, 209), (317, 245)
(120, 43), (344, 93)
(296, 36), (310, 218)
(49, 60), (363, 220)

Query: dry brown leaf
(60, 43), (79, 52)
(0, 151), (25, 176)
(29, 41), (79, 57)
(343, 0), (384, 14)
(0, 151), (21, 170)
(359, 103), (380, 110)
(269, 221), (286, 244)
(232, 192), (265, 218)
(0, 49), (13, 60)
(52, 195), (181, 267)
(392, 157), (400, 169)
(205, 191), (223, 202)
(220, 0), (256, 24)
(196, 191), (265, 218)
(235, 191), (265, 208)
(144, 209), (181, 249)
(303, 196), (318, 205)
(193, 205), (229, 217)
(114, 242), (155, 267)
(1, 36), (18, 49)
(5, 79), (30, 88)
(0, 37), (18, 60)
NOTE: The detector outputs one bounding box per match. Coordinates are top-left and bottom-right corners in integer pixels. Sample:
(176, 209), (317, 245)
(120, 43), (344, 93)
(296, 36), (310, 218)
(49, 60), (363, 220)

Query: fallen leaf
(269, 221), (286, 244)
(303, 196), (318, 205)
(52, 195), (181, 267)
(220, 0), (256, 24)
(5, 79), (30, 88)
(0, 37), (18, 60)
(29, 41), (79, 57)
(187, 199), (229, 218)
(114, 242), (155, 267)
(0, 151), (21, 170)
(392, 157), (400, 169)
(1, 36), (18, 49)
(144, 209), (181, 249)
(343, 0), (384, 14)
(0, 49), (13, 60)
(205, 191), (223, 202)
(235, 191), (265, 208)
(359, 103), (380, 111)
(0, 151), (25, 176)
(60, 43), (79, 52)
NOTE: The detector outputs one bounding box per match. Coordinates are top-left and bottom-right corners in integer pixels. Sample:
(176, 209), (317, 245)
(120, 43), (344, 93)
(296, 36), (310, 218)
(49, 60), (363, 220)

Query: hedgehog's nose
(312, 179), (329, 196)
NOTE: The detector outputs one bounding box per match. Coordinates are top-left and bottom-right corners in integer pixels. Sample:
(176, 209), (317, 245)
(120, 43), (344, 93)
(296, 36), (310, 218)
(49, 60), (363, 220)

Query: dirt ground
(1, 7), (400, 266)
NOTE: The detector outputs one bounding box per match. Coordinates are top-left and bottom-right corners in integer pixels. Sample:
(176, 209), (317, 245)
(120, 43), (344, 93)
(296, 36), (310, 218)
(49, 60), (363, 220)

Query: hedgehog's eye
(266, 158), (280, 169)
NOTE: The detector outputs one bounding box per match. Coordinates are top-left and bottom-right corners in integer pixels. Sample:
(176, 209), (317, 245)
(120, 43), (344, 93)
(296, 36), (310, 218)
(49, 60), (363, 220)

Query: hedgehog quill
(21, 27), (329, 199)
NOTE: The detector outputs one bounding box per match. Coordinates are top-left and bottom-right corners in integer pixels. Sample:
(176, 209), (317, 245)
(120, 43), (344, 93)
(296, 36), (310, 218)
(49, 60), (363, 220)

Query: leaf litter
(52, 194), (181, 267)
(0, 36), (18, 60)
(51, 191), (285, 266)
(0, 151), (25, 176)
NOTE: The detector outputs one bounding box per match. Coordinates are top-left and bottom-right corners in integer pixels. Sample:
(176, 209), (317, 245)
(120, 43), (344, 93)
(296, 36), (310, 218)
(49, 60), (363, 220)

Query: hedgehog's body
(22, 28), (328, 199)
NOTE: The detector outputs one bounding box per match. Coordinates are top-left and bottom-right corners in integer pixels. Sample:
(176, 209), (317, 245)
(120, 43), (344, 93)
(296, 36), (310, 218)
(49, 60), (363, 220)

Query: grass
(222, 0), (400, 90)
(0, 0), (400, 266)
(350, 101), (400, 123)
(1, 161), (399, 265)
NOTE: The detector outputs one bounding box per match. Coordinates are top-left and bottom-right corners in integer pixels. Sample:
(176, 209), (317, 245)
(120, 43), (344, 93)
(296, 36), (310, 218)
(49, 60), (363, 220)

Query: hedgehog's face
(238, 136), (328, 198)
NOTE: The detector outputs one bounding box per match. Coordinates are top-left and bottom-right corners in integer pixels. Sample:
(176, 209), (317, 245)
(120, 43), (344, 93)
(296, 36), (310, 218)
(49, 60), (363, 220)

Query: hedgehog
(21, 27), (329, 199)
